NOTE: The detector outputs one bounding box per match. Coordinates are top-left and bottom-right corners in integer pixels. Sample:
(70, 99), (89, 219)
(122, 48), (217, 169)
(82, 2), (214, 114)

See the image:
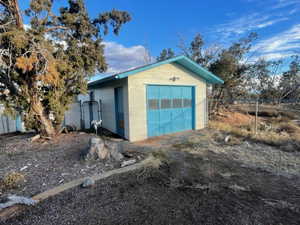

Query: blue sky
(20, 0), (300, 74)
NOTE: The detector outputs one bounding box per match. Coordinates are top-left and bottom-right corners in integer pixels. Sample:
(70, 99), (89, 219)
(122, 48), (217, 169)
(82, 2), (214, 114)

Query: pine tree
(0, 0), (130, 136)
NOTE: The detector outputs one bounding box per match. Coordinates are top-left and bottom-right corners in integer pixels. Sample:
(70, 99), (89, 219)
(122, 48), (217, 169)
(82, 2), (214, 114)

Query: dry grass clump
(227, 136), (243, 145)
(279, 111), (298, 119)
(0, 172), (25, 190)
(211, 104), (300, 150)
(209, 121), (251, 138)
(252, 131), (290, 147)
(173, 142), (195, 149)
(215, 111), (255, 126)
(276, 122), (300, 134)
(150, 150), (170, 165)
(247, 110), (279, 118)
(209, 120), (300, 150)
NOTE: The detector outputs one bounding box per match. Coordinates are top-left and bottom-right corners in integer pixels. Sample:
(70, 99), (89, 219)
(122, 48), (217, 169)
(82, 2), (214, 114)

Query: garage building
(83, 55), (223, 142)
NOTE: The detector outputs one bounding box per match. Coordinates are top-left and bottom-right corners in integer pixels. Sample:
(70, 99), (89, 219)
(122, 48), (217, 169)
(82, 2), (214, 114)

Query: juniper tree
(156, 48), (175, 62)
(179, 33), (257, 111)
(179, 33), (220, 69)
(208, 33), (257, 108)
(0, 0), (131, 136)
(246, 59), (283, 102)
(278, 56), (300, 103)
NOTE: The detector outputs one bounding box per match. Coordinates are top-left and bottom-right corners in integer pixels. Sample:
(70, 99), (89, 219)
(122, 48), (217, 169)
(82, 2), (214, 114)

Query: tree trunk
(10, 0), (24, 29)
(38, 111), (56, 137)
(31, 97), (55, 137)
(6, 0), (24, 30)
(211, 87), (224, 114)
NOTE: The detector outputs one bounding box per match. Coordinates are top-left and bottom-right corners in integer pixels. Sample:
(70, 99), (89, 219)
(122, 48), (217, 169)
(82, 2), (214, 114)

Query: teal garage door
(147, 85), (195, 137)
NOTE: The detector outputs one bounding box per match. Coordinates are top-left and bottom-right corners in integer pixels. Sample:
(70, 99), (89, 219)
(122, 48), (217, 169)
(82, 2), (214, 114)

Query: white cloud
(103, 41), (153, 74)
(26, 25), (150, 74)
(251, 24), (300, 60)
(256, 53), (293, 61)
(214, 13), (288, 38)
(243, 0), (300, 9)
(256, 18), (289, 28)
(214, 0), (300, 40)
(288, 7), (300, 15)
(272, 0), (300, 9)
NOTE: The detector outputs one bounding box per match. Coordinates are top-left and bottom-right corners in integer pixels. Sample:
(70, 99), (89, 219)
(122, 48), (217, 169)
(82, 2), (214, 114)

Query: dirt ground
(232, 103), (300, 120)
(1, 129), (300, 225)
(132, 129), (300, 176)
(2, 149), (300, 225)
(0, 132), (143, 197)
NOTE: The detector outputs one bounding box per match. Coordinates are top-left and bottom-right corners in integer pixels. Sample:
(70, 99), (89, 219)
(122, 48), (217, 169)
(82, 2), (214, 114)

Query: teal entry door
(147, 85), (195, 137)
(115, 87), (125, 137)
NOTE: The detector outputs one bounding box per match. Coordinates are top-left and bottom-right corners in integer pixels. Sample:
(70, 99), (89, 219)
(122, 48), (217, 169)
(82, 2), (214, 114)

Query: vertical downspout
(89, 102), (93, 125)
(6, 116), (9, 133)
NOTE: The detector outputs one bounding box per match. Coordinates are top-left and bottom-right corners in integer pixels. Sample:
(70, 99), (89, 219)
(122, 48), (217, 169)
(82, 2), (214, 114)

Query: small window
(148, 99), (159, 110)
(161, 99), (171, 109)
(173, 99), (182, 108)
(183, 99), (192, 108)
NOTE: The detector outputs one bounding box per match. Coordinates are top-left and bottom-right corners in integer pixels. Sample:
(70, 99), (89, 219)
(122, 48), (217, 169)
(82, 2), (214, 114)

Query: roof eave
(176, 57), (224, 84)
(88, 75), (117, 88)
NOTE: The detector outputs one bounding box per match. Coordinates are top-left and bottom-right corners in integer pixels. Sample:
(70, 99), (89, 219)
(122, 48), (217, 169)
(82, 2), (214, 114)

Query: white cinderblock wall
(78, 79), (129, 139)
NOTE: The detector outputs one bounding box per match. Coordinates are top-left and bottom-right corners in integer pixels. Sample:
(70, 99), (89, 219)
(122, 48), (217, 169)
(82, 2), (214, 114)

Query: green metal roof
(89, 55), (224, 88)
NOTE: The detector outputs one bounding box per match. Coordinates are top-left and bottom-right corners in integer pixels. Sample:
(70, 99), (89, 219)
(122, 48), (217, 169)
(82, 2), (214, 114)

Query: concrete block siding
(78, 62), (207, 142)
(79, 79), (130, 139)
(127, 62), (207, 141)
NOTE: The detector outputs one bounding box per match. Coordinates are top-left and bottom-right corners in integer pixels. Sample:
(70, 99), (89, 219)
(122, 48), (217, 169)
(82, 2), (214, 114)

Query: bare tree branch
(10, 0), (23, 29)
(45, 26), (69, 32)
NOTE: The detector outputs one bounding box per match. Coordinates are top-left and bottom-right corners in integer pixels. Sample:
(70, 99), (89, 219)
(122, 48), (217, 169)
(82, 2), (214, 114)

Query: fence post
(255, 100), (258, 135)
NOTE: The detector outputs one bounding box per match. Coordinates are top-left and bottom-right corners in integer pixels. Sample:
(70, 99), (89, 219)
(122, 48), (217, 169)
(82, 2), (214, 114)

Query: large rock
(106, 142), (124, 161)
(84, 137), (124, 161)
(121, 159), (137, 168)
(81, 178), (95, 188)
(84, 137), (106, 160)
(0, 195), (37, 210)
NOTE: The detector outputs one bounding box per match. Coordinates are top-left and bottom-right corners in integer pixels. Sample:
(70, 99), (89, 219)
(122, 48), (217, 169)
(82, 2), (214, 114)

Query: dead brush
(209, 120), (299, 148)
(209, 121), (234, 133)
(150, 150), (170, 164)
(226, 136), (242, 145)
(279, 111), (298, 120)
(276, 122), (300, 134)
(209, 121), (250, 138)
(0, 172), (25, 190)
(136, 152), (169, 182)
(274, 116), (292, 123)
(172, 141), (195, 149)
(251, 131), (290, 147)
